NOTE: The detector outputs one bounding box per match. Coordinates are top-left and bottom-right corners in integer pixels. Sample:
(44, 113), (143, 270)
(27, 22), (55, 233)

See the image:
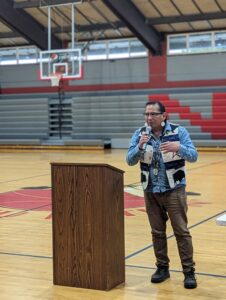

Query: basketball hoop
(50, 73), (62, 87)
(39, 49), (83, 82)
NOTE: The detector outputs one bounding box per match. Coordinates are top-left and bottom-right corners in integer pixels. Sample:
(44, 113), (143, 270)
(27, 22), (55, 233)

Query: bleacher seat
(149, 92), (226, 147)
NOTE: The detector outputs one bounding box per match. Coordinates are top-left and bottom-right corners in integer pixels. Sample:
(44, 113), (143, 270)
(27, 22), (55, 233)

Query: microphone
(142, 125), (152, 150)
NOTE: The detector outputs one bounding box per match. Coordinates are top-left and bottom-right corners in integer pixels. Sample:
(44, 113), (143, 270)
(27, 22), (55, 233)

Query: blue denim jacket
(126, 121), (198, 193)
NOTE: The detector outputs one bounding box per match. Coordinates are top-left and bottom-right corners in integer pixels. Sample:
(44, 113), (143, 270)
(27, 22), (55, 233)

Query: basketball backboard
(39, 48), (82, 80)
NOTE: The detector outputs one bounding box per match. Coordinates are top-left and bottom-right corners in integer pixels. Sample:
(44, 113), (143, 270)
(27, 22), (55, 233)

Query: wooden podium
(51, 163), (125, 290)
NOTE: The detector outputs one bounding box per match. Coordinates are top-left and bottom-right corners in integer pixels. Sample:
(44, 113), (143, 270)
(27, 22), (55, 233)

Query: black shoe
(184, 269), (197, 289)
(151, 267), (170, 283)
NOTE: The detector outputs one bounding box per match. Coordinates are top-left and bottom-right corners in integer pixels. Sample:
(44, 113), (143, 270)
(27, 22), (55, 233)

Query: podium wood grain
(51, 163), (125, 290)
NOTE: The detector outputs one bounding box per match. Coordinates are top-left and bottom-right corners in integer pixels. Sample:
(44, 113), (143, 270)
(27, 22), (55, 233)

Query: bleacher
(0, 91), (225, 148)
(149, 92), (226, 147)
(0, 97), (49, 145)
(71, 95), (147, 148)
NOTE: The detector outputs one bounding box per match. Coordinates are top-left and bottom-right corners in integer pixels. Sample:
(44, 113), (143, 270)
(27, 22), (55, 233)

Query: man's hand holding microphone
(139, 126), (151, 150)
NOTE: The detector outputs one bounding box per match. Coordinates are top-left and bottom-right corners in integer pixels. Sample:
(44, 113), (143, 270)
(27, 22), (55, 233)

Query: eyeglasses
(144, 112), (163, 117)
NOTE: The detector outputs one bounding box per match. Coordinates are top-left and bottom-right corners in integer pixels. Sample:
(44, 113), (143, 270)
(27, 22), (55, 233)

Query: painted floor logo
(0, 188), (51, 219)
(0, 185), (209, 219)
(0, 186), (145, 219)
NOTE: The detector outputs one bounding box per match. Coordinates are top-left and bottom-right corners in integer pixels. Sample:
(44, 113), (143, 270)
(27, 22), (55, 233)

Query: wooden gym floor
(0, 148), (226, 300)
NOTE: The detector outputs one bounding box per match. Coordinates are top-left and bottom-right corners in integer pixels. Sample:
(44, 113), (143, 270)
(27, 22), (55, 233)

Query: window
(168, 30), (226, 55)
(0, 38), (147, 65)
(130, 40), (147, 57)
(108, 40), (129, 59)
(188, 33), (212, 53)
(18, 47), (38, 64)
(0, 49), (17, 65)
(86, 42), (107, 60)
(215, 32), (226, 50)
(168, 35), (187, 54)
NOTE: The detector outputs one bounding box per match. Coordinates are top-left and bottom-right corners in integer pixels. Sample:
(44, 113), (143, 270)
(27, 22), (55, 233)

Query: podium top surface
(51, 162), (124, 174)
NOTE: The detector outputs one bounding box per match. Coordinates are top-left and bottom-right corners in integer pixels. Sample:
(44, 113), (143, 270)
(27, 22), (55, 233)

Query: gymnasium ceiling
(0, 0), (226, 55)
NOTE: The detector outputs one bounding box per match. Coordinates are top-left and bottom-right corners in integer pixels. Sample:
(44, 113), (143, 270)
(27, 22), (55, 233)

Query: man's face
(144, 104), (166, 129)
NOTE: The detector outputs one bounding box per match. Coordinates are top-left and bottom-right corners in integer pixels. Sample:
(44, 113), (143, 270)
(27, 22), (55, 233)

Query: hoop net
(50, 73), (62, 86)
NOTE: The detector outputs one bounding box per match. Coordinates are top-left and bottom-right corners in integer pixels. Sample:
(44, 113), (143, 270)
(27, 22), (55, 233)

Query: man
(126, 101), (198, 289)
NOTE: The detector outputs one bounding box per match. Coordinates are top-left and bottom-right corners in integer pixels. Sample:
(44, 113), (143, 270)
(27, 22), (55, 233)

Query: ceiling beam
(0, 32), (21, 38)
(0, 43), (30, 48)
(102, 0), (161, 54)
(0, 0), (62, 50)
(51, 21), (125, 34)
(0, 21), (126, 39)
(147, 11), (226, 25)
(14, 0), (87, 8)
